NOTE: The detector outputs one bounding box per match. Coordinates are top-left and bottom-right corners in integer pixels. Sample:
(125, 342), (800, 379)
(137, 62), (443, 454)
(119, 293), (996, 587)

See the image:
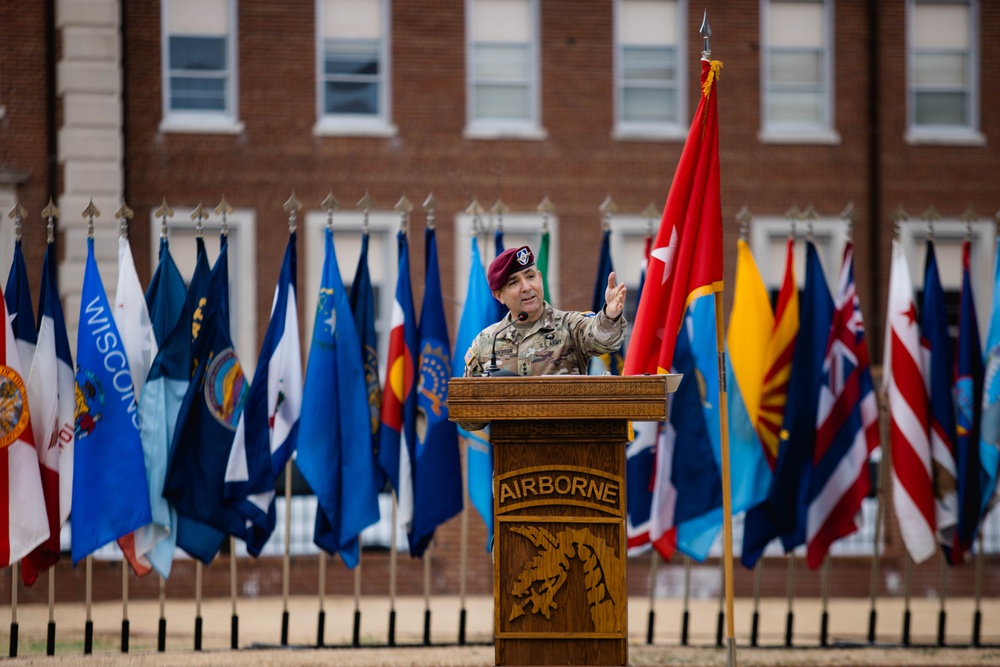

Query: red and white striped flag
(883, 240), (936, 563)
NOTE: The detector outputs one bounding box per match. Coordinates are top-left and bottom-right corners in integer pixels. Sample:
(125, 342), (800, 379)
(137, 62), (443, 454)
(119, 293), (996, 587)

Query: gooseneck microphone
(485, 311), (528, 376)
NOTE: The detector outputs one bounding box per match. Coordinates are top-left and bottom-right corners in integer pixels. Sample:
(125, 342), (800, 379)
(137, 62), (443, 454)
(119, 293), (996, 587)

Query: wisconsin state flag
(624, 58), (724, 375)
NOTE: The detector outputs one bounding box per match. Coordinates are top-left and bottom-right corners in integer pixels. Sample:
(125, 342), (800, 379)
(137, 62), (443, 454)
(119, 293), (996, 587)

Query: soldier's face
(493, 267), (544, 322)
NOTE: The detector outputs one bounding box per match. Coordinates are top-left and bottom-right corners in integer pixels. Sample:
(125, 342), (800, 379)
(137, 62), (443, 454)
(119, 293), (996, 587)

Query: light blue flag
(453, 238), (496, 550)
(979, 239), (1000, 519)
(299, 227), (380, 568)
(72, 238), (152, 564)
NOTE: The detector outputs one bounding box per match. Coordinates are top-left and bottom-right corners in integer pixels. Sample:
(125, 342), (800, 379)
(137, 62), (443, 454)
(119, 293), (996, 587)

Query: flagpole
(750, 560), (762, 646)
(158, 576), (167, 652)
(937, 555), (947, 646)
(785, 554), (796, 647)
(458, 452), (470, 646)
(388, 494), (398, 646)
(47, 567), (56, 655)
(972, 537), (983, 646)
(121, 559), (130, 652)
(316, 550), (326, 646)
(680, 554), (691, 645)
(646, 549), (658, 644)
(423, 541), (433, 645)
(820, 555), (831, 646)
(230, 536), (239, 649)
(194, 561), (203, 650)
(9, 563), (17, 657)
(715, 557), (724, 647)
(281, 460), (292, 645)
(353, 539), (362, 647)
(901, 554), (911, 645)
(868, 388), (890, 643)
(85, 556), (93, 654)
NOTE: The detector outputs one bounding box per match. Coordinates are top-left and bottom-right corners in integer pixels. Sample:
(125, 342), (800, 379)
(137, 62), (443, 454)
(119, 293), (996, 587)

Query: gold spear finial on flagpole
(700, 10), (712, 59)
(8, 200), (26, 242)
(423, 193), (438, 230)
(599, 195), (617, 233)
(395, 195), (413, 235)
(537, 195), (555, 233)
(802, 204), (820, 242)
(41, 197), (59, 244)
(490, 197), (508, 233)
(115, 199), (134, 239)
(284, 192), (301, 234)
(82, 199), (100, 240)
(192, 203), (206, 238)
(960, 205), (978, 242)
(641, 202), (658, 239)
(920, 205), (939, 243)
(736, 205), (751, 242)
(358, 190), (374, 235)
(155, 198), (174, 240)
(466, 197), (485, 236)
(840, 202), (857, 243)
(216, 196), (233, 237)
(321, 192), (340, 231)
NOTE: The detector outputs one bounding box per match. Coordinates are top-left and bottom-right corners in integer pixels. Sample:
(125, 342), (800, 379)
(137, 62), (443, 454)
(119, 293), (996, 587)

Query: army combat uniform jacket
(463, 302), (627, 378)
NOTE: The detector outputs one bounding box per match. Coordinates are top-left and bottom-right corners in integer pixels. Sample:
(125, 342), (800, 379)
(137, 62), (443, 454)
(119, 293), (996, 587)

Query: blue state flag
(491, 228), (506, 323)
(979, 238), (1000, 521)
(349, 232), (384, 490)
(741, 241), (833, 567)
(145, 237), (188, 347)
(410, 227), (462, 557)
(298, 227), (380, 568)
(71, 238), (152, 564)
(453, 238), (496, 549)
(6, 239), (37, 368)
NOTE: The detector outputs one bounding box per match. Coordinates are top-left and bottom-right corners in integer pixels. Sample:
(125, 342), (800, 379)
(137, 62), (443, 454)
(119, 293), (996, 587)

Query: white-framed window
(454, 211), (559, 310)
(749, 216), (848, 294)
(147, 208), (258, 373)
(465, 0), (545, 140)
(302, 208), (398, 374)
(906, 0), (983, 145)
(613, 0), (687, 141)
(160, 0), (243, 134)
(314, 0), (397, 137)
(760, 0), (838, 144)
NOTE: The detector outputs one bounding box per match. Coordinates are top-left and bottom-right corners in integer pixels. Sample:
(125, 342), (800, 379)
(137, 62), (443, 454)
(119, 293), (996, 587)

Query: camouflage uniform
(463, 302), (627, 378)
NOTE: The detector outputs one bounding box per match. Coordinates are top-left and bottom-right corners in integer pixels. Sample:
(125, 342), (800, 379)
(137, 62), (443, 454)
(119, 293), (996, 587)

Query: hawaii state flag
(623, 57), (724, 375)
(805, 243), (880, 569)
(883, 239), (935, 563)
(22, 240), (75, 584)
(377, 230), (419, 541)
(72, 238), (152, 564)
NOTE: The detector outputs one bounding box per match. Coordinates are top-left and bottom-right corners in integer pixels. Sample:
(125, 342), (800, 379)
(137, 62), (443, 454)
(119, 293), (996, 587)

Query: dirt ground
(4, 595), (998, 666)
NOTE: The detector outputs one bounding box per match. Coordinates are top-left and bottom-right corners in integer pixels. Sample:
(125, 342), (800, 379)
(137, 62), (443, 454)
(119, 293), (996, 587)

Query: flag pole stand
(9, 562), (18, 657)
(936, 555), (947, 646)
(230, 536), (239, 649)
(681, 554), (691, 646)
(194, 560), (203, 651)
(646, 549), (658, 645)
(750, 560), (763, 646)
(784, 554), (796, 647)
(715, 558), (724, 647)
(901, 554), (912, 646)
(121, 558), (130, 652)
(316, 550), (326, 646)
(973, 537), (983, 646)
(281, 460), (292, 646)
(868, 390), (889, 644)
(820, 556), (831, 646)
(47, 566), (56, 655)
(84, 556), (93, 654)
(713, 291), (738, 667)
(352, 539), (362, 647)
(458, 454), (470, 646)
(388, 493), (398, 647)
(157, 576), (167, 652)
(422, 541), (433, 645)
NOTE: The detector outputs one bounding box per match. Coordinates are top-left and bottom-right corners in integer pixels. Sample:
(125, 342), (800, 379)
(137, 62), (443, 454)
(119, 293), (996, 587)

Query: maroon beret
(488, 246), (535, 290)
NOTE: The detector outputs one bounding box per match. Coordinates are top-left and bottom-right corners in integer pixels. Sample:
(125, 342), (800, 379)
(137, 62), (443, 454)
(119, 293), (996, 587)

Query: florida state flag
(624, 58), (724, 375)
(0, 285), (48, 567)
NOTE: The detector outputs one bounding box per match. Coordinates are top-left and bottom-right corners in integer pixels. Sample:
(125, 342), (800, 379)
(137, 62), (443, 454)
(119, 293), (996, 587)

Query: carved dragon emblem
(508, 525), (624, 633)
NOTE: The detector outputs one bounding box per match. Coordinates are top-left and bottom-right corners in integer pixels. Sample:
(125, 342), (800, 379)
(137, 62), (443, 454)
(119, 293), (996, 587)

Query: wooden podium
(449, 375), (680, 667)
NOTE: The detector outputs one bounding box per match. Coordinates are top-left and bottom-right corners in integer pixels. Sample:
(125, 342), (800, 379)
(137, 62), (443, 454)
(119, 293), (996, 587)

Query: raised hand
(604, 271), (627, 320)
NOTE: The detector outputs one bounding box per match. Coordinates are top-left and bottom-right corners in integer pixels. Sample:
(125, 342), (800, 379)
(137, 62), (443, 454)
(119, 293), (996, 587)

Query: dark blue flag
(491, 228), (506, 323)
(6, 239), (37, 367)
(349, 232), (384, 490)
(145, 237), (188, 347)
(410, 227), (463, 557)
(299, 227), (380, 568)
(72, 238), (152, 564)
(741, 240), (833, 568)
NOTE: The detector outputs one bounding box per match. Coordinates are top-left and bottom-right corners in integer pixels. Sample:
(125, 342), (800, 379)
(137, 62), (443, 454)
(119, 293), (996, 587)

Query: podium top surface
(448, 374), (680, 422)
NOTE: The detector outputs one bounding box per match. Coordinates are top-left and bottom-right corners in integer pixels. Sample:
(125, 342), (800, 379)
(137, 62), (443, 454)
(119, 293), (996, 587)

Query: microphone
(485, 311), (528, 376)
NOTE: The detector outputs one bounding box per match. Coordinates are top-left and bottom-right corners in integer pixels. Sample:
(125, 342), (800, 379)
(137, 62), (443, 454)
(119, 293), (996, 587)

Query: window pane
(473, 0), (531, 42)
(170, 76), (227, 110)
(623, 87), (676, 122)
(623, 46), (675, 82)
(474, 84), (530, 120)
(170, 36), (226, 71)
(767, 90), (824, 124)
(620, 0), (677, 47)
(769, 50), (822, 85)
(325, 81), (379, 114)
(914, 91), (967, 125)
(769, 1), (825, 48)
(474, 44), (529, 80)
(913, 4), (969, 50)
(325, 39), (380, 75)
(913, 52), (967, 86)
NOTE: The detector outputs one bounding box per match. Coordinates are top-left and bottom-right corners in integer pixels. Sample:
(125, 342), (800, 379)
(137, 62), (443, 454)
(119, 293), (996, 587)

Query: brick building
(2, 0), (999, 609)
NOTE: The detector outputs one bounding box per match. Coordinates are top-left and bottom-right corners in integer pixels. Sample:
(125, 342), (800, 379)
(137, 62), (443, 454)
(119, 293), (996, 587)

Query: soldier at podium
(463, 244), (627, 379)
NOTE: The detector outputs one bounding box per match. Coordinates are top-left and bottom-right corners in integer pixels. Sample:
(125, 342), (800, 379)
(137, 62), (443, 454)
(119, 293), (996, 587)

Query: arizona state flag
(624, 57), (724, 375)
